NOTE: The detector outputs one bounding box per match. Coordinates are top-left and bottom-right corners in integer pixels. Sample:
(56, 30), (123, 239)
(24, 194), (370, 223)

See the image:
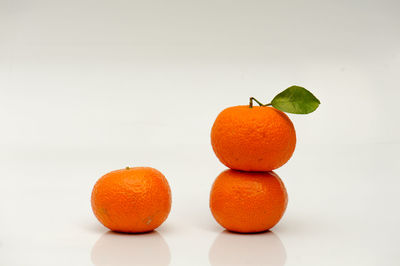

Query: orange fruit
(211, 106), (296, 171)
(210, 169), (288, 233)
(91, 167), (171, 233)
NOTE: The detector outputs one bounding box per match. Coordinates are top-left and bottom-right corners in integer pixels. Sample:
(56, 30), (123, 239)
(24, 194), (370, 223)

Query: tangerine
(211, 106), (296, 171)
(91, 167), (171, 233)
(210, 169), (288, 233)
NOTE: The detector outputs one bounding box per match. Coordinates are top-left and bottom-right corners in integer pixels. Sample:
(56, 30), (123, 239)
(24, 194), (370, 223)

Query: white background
(1, 0), (400, 265)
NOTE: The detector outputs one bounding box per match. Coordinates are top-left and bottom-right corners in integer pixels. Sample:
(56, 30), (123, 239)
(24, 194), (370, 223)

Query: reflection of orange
(91, 231), (171, 266)
(211, 106), (296, 171)
(209, 230), (286, 266)
(91, 167), (171, 233)
(210, 169), (288, 233)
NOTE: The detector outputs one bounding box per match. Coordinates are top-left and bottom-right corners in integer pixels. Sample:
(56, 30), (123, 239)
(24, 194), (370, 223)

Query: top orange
(211, 106), (296, 171)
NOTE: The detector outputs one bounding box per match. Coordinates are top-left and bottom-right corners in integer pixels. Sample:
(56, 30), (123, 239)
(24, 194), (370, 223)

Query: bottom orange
(210, 169), (288, 233)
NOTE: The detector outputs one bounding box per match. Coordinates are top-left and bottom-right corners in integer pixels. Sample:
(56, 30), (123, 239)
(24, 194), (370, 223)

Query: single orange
(91, 167), (171, 233)
(211, 106), (296, 171)
(210, 169), (288, 233)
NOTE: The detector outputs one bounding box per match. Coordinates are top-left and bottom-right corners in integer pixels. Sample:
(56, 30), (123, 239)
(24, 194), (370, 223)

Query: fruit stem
(249, 97), (272, 108)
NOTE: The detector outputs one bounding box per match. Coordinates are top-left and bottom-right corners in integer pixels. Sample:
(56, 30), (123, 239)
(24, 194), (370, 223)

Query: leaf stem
(249, 97), (272, 108)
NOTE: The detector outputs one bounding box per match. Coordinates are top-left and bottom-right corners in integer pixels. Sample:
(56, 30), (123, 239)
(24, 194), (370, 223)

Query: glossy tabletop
(1, 1), (399, 265)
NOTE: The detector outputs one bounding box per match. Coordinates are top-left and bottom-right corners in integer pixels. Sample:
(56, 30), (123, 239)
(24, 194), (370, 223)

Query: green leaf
(271, 86), (320, 114)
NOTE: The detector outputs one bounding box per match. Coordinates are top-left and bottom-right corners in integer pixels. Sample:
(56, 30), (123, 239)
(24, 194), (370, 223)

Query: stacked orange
(209, 86), (320, 233)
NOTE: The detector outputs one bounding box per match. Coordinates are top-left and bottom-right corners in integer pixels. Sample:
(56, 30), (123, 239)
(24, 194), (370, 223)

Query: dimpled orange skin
(210, 169), (288, 233)
(211, 106), (296, 171)
(91, 167), (171, 233)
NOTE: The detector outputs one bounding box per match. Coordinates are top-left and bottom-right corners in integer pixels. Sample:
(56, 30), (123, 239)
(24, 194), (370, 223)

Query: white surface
(1, 0), (400, 265)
